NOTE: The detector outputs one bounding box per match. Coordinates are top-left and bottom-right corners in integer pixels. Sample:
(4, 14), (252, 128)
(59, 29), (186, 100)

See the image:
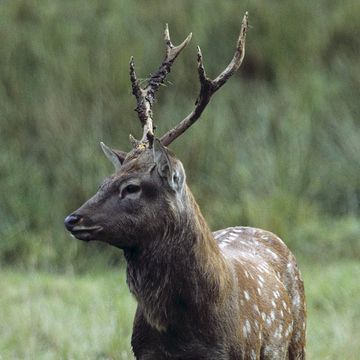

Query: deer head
(64, 140), (187, 248)
(64, 14), (248, 249)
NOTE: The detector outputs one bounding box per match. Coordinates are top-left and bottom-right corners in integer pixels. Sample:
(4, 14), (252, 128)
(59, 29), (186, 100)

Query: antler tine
(212, 11), (248, 91)
(130, 26), (192, 147)
(164, 24), (193, 63)
(160, 12), (249, 147)
(148, 25), (192, 94)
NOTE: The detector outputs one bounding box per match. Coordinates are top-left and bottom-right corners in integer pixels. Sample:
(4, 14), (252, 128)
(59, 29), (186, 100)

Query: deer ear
(153, 139), (185, 193)
(100, 142), (126, 171)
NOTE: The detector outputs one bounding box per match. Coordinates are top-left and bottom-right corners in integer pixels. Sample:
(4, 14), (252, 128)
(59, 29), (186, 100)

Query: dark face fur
(64, 141), (186, 249)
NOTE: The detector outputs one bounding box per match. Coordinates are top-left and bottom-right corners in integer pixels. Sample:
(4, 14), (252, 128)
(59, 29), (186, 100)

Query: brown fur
(65, 147), (306, 359)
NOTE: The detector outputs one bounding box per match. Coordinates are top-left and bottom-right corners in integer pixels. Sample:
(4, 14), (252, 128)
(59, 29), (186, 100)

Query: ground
(0, 260), (359, 359)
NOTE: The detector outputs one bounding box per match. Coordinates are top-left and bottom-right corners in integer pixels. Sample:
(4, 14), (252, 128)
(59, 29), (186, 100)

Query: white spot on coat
(265, 248), (279, 259)
(243, 319), (251, 337)
(274, 325), (283, 339)
(250, 349), (256, 359)
(293, 292), (301, 308)
(285, 324), (293, 337)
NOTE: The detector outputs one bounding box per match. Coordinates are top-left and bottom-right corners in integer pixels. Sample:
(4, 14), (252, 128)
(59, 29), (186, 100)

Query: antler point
(242, 12), (249, 30)
(164, 24), (170, 43)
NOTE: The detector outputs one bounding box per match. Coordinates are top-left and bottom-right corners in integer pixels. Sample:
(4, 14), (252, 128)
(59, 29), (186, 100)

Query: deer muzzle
(64, 213), (103, 241)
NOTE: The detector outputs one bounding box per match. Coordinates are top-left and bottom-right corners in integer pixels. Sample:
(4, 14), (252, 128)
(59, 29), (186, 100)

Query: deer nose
(64, 214), (82, 230)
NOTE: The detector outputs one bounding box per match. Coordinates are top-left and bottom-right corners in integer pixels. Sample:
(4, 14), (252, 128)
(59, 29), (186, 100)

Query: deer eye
(121, 184), (141, 198)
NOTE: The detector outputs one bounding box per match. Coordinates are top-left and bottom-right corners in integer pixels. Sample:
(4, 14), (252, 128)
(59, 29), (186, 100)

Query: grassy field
(1, 260), (359, 359)
(0, 269), (135, 360)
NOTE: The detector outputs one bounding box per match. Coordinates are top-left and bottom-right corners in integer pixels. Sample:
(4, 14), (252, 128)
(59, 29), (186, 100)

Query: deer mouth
(70, 226), (103, 241)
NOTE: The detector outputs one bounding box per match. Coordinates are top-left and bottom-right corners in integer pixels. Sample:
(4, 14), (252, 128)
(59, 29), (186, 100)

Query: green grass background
(0, 0), (359, 358)
(1, 261), (360, 359)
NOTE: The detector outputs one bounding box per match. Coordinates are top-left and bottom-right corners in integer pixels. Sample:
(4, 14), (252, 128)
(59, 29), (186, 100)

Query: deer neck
(123, 187), (232, 331)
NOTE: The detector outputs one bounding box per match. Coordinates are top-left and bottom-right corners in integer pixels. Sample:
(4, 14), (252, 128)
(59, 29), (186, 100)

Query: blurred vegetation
(0, 0), (359, 270)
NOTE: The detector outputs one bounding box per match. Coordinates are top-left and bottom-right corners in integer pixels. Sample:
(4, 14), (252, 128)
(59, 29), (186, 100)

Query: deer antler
(160, 12), (249, 146)
(130, 25), (192, 146)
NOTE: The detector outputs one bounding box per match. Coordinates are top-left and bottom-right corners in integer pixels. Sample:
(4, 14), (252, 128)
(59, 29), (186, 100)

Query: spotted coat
(214, 226), (306, 359)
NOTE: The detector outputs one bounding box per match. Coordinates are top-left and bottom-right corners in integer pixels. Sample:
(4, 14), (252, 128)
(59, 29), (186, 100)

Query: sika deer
(64, 13), (306, 359)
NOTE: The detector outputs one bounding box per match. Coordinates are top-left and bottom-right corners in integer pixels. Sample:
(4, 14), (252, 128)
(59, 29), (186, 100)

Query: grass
(0, 269), (136, 360)
(303, 260), (360, 359)
(1, 261), (359, 359)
